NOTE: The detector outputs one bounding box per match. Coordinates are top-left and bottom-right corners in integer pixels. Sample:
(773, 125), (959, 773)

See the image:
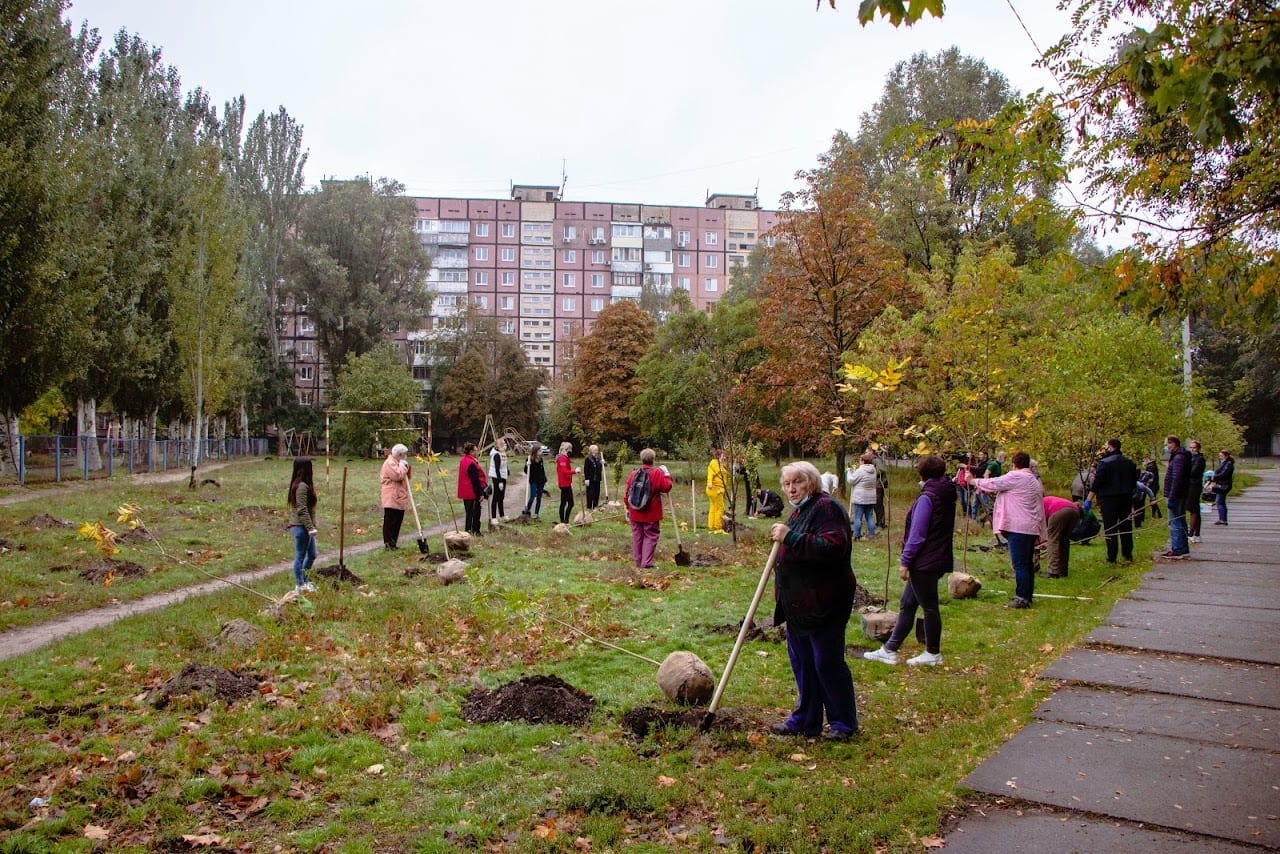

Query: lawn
(0, 457), (1180, 852)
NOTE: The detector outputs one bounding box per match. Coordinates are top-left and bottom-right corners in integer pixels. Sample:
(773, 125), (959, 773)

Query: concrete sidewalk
(945, 464), (1280, 851)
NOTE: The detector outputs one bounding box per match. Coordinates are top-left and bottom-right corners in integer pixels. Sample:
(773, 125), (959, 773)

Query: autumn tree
(330, 342), (420, 457)
(568, 300), (656, 442)
(0, 0), (89, 449)
(746, 134), (909, 477)
(220, 97), (308, 436)
(288, 177), (431, 375)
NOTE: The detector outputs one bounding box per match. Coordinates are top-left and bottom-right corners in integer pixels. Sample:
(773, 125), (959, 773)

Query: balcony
(419, 232), (470, 248)
(610, 260), (642, 274)
(611, 285), (642, 299)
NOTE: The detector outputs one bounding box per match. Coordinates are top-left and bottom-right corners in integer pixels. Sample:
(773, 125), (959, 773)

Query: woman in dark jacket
(583, 444), (603, 510)
(523, 444), (548, 519)
(1210, 450), (1235, 525)
(768, 461), (859, 741)
(865, 456), (955, 666)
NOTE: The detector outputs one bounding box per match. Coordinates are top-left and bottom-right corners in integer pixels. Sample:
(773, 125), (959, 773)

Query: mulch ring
(152, 663), (260, 708)
(461, 674), (595, 726)
(21, 513), (72, 529)
(619, 705), (746, 738)
(314, 564), (364, 586)
(48, 557), (146, 584)
(117, 524), (157, 543)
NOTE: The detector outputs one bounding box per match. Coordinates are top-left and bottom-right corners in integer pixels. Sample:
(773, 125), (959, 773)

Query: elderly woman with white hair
(379, 443), (412, 549)
(768, 461), (860, 741)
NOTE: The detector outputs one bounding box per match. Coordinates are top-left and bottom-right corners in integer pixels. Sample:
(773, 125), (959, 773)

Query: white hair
(391, 444), (409, 458)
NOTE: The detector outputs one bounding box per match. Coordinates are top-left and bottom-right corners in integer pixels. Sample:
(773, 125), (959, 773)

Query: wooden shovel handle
(705, 539), (781, 719)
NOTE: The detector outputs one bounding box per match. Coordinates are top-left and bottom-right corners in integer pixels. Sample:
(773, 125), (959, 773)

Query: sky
(65, 0), (1075, 210)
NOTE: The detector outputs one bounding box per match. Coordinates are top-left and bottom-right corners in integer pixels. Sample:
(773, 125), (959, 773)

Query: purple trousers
(630, 520), (660, 569)
(784, 621), (859, 736)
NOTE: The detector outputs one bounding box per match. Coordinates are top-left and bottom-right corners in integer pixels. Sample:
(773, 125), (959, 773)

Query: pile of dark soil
(22, 513), (72, 529)
(117, 524), (157, 543)
(208, 618), (265, 650)
(403, 553), (449, 576)
(49, 557), (146, 584)
(620, 705), (744, 738)
(153, 663), (259, 708)
(314, 565), (363, 585)
(852, 583), (876, 609)
(689, 553), (721, 567)
(462, 674), (595, 726)
(699, 614), (783, 642)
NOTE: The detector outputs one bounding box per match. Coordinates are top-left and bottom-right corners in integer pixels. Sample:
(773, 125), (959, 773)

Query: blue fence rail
(0, 434), (268, 486)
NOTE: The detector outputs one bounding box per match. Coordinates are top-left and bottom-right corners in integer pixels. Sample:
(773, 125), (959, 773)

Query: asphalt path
(946, 463), (1280, 851)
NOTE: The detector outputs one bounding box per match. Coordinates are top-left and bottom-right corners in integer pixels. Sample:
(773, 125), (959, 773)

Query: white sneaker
(863, 646), (899, 665)
(300, 582), (317, 593)
(907, 651), (944, 666)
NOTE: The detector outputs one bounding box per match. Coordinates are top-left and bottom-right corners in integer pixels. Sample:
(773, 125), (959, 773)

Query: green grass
(0, 459), (1175, 851)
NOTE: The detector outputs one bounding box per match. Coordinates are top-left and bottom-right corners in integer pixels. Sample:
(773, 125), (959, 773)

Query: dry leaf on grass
(84, 825), (110, 840)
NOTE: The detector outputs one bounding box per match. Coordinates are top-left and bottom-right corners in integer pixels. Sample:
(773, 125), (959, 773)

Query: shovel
(336, 467), (349, 573)
(407, 479), (429, 554)
(700, 539), (781, 732)
(665, 493), (690, 566)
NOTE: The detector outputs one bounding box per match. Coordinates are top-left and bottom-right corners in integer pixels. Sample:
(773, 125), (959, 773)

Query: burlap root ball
(656, 650), (715, 706)
(948, 572), (982, 599)
(443, 531), (471, 552)
(436, 559), (467, 584)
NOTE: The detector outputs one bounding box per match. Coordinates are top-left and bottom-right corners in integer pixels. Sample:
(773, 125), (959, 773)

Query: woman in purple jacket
(865, 456), (956, 667)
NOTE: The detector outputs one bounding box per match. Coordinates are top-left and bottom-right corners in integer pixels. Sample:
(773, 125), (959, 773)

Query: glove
(659, 465), (669, 475)
(307, 528), (318, 536)
(1081, 500), (1092, 512)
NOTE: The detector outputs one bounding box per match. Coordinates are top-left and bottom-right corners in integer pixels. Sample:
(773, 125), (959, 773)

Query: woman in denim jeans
(286, 456), (318, 593)
(1210, 450), (1235, 525)
(968, 451), (1045, 608)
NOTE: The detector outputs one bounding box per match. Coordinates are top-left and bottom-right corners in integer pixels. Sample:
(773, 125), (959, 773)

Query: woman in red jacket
(556, 442), (578, 524)
(625, 449), (673, 569)
(456, 442), (488, 536)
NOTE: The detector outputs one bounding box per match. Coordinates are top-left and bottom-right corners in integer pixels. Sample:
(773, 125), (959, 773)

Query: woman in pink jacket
(969, 451), (1045, 608)
(379, 444), (411, 550)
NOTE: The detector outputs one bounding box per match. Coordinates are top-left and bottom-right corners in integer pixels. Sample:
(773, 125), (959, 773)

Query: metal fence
(0, 434), (269, 486)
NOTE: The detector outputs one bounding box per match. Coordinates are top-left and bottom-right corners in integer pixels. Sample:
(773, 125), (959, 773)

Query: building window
(563, 226), (577, 242)
(563, 297), (575, 311)
(501, 247), (516, 262)
(591, 273), (605, 288)
(562, 273), (576, 287)
(299, 366), (314, 381)
(501, 296), (515, 310)
(590, 297), (604, 311)
(592, 250), (605, 264)
(499, 319), (515, 334)
(475, 222), (490, 237)
(501, 222), (515, 238)
(677, 230), (690, 246)
(501, 271), (515, 285)
(475, 246), (489, 261)
(678, 253), (690, 268)
(299, 317), (315, 333)
(475, 271), (489, 285)
(474, 295), (489, 308)
(704, 277), (719, 292)
(590, 226), (606, 244)
(706, 255), (718, 269)
(704, 231), (718, 245)
(299, 391), (314, 405)
(296, 340), (315, 357)
(612, 223), (641, 238)
(678, 277), (691, 290)
(563, 250), (576, 263)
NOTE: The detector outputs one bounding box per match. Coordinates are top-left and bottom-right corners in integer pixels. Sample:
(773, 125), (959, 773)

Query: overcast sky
(66, 0), (1074, 209)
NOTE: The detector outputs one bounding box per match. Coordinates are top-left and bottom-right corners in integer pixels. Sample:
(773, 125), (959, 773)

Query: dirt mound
(153, 663), (259, 708)
(208, 618), (265, 650)
(314, 565), (363, 585)
(22, 513), (71, 529)
(117, 524), (157, 543)
(49, 557), (146, 584)
(689, 553), (721, 567)
(462, 674), (595, 726)
(852, 583), (876, 609)
(699, 614), (783, 641)
(236, 505), (280, 521)
(620, 705), (744, 738)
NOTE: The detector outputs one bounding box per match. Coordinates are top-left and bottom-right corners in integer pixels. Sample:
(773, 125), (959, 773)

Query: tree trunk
(78, 398), (102, 471)
(0, 411), (17, 476)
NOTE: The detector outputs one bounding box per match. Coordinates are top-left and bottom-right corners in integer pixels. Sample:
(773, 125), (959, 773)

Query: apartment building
(283, 185), (777, 405)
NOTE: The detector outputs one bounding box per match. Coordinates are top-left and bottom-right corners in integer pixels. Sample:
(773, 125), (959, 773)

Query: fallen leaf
(922, 834), (945, 848)
(789, 753), (810, 762)
(182, 833), (226, 847)
(365, 764), (384, 775)
(656, 775), (676, 788)
(84, 825), (110, 840)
